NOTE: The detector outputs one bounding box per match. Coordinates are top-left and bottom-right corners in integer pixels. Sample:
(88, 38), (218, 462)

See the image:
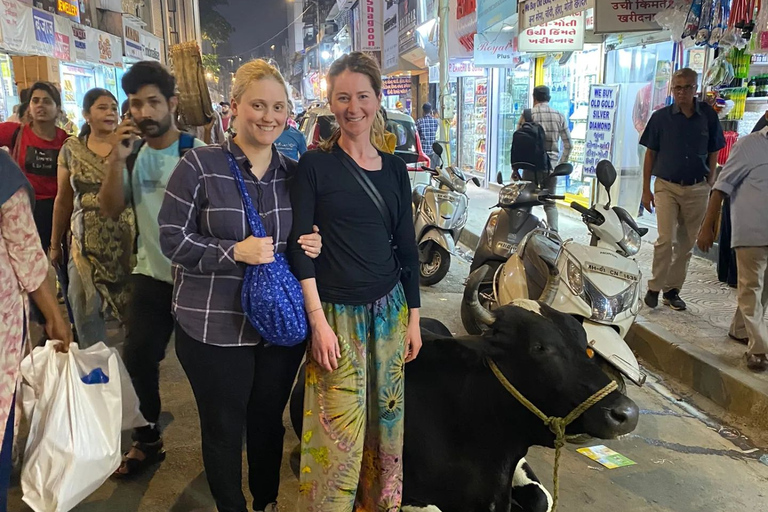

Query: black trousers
(122, 274), (175, 443)
(175, 323), (305, 512)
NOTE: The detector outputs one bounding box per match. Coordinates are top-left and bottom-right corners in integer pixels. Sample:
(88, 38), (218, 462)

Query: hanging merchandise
(705, 53), (735, 86)
(756, 0), (768, 48)
(729, 0), (759, 40)
(682, 0), (731, 47)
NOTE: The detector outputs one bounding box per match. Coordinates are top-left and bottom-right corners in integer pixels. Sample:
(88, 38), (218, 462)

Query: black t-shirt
(289, 148), (420, 308)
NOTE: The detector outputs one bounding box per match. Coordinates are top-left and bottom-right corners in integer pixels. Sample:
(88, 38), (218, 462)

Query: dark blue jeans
(0, 392), (16, 512)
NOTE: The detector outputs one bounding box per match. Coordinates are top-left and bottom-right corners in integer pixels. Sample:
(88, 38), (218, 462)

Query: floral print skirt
(298, 283), (408, 512)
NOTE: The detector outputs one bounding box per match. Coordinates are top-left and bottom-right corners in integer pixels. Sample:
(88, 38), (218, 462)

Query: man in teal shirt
(99, 61), (204, 477)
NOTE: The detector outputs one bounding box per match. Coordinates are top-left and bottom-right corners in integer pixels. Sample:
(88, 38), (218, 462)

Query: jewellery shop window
(542, 45), (601, 203)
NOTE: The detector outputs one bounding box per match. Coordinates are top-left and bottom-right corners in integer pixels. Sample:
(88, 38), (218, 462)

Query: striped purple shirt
(158, 138), (295, 346)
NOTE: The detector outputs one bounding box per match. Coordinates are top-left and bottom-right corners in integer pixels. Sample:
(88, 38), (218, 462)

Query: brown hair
(319, 52), (389, 152)
(232, 59), (290, 104)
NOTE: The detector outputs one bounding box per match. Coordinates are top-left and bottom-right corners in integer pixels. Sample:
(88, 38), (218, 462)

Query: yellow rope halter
(487, 358), (618, 512)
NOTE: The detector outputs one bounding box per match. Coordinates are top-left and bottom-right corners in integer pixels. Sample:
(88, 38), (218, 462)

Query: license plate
(585, 262), (639, 282)
(434, 192), (456, 202)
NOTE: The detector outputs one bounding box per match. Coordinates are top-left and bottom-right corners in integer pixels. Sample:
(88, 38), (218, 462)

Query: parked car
(299, 106), (430, 172)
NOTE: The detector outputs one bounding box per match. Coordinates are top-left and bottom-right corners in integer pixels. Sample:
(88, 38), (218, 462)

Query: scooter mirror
(595, 160), (617, 189)
(552, 163), (573, 177)
(432, 142), (443, 156)
(470, 177), (481, 186)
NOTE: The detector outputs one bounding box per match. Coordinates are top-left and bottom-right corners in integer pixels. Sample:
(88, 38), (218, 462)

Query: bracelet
(307, 307), (323, 315)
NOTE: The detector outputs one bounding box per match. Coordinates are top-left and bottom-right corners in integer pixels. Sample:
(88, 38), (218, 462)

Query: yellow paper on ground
(577, 445), (636, 469)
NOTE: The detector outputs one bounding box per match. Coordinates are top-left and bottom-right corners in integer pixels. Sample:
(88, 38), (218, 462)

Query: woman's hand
(234, 236), (275, 265)
(405, 309), (422, 363)
(46, 315), (73, 353)
(48, 244), (63, 266)
(309, 310), (340, 372)
(299, 225), (322, 259)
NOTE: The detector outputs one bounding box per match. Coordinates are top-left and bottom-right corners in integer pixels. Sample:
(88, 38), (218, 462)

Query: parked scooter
(465, 164), (573, 315)
(413, 143), (480, 285)
(463, 160), (648, 391)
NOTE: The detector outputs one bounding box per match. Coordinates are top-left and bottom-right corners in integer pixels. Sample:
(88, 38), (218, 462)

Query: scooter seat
(522, 234), (560, 300)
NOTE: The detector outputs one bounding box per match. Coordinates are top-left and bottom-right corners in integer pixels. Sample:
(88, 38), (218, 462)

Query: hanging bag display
(225, 152), (308, 346)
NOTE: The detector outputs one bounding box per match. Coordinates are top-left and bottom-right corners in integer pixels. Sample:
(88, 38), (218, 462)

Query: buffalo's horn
(466, 265), (496, 326)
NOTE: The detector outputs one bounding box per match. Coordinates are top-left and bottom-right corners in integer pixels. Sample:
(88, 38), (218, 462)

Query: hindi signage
(0, 0), (34, 53)
(32, 8), (55, 55)
(583, 84), (620, 178)
(383, 75), (412, 96)
(594, 0), (670, 33)
(518, 13), (585, 52)
(519, 0), (594, 30)
(474, 31), (518, 67)
(72, 23), (87, 60)
(53, 16), (74, 61)
(123, 17), (143, 59)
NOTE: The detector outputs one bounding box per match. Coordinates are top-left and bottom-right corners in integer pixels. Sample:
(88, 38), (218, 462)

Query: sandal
(112, 439), (166, 479)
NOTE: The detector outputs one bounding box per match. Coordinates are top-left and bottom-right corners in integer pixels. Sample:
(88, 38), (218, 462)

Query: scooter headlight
(566, 259), (584, 296)
(618, 221), (641, 257)
(452, 177), (467, 194)
(584, 280), (638, 322)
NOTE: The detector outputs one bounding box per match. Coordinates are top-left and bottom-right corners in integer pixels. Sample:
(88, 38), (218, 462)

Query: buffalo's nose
(607, 398), (639, 435)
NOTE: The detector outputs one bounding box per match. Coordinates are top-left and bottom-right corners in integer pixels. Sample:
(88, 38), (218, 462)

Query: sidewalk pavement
(460, 186), (768, 433)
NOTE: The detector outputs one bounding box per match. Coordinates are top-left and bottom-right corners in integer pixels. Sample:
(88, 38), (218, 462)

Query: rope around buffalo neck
(487, 358), (618, 512)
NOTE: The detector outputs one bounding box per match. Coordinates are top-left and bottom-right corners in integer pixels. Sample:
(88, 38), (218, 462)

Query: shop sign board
(56, 0), (79, 22)
(0, 0), (34, 53)
(72, 23), (87, 61)
(141, 31), (163, 62)
(518, 13), (584, 52)
(519, 0), (594, 30)
(54, 16), (74, 61)
(398, 0), (418, 55)
(593, 0), (671, 34)
(87, 27), (122, 68)
(477, 0), (516, 33)
(382, 0), (398, 72)
(362, 0), (381, 51)
(448, 60), (485, 77)
(383, 75), (412, 96)
(583, 84), (620, 178)
(32, 8), (55, 56)
(474, 30), (517, 67)
(123, 17), (143, 59)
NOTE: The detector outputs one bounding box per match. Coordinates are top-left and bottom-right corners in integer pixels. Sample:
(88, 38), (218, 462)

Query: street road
(9, 256), (768, 511)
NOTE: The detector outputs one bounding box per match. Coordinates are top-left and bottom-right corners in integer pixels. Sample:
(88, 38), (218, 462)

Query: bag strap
(523, 108), (534, 123)
(333, 147), (394, 240)
(178, 132), (195, 155)
(225, 152), (266, 238)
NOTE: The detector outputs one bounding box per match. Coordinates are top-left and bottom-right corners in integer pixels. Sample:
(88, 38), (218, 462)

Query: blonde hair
(319, 52), (389, 153)
(231, 59), (290, 104)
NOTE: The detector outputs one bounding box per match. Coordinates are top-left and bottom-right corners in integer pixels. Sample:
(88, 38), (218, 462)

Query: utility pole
(438, 0), (450, 148)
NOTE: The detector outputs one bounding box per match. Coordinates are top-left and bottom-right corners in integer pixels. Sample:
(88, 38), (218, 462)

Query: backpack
(510, 109), (549, 173)
(127, 132), (196, 254)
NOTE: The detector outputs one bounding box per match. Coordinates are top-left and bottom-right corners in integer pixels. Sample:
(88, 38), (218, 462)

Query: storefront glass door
(457, 73), (489, 182)
(493, 62), (532, 184)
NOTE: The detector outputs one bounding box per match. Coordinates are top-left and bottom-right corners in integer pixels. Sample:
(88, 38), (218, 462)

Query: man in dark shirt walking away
(416, 102), (439, 157)
(640, 68), (725, 311)
(515, 85), (572, 232)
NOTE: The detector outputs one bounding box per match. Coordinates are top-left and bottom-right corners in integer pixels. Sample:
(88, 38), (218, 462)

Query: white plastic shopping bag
(19, 341), (148, 512)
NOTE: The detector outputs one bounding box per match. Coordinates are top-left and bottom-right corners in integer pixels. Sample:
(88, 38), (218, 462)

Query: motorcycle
(463, 160), (648, 391)
(413, 143), (480, 286)
(465, 164), (573, 318)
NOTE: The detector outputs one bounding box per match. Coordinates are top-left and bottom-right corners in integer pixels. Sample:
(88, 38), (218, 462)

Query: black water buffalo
(289, 279), (639, 512)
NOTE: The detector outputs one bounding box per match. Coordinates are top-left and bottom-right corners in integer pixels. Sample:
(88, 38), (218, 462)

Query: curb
(458, 210), (767, 430)
(626, 318), (768, 433)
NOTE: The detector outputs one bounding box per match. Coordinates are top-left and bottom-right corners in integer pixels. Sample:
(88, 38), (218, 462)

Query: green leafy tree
(202, 53), (221, 75)
(200, 0), (234, 46)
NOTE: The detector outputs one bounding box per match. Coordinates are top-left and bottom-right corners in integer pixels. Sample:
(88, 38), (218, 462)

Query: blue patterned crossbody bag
(225, 152), (307, 346)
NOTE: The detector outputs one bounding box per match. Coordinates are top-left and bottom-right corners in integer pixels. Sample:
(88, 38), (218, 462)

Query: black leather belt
(660, 176), (707, 186)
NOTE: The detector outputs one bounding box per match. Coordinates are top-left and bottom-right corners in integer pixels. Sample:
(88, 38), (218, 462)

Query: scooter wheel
(420, 246), (450, 286)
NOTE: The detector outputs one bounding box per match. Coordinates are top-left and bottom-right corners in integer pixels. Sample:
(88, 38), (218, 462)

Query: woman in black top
(288, 52), (421, 511)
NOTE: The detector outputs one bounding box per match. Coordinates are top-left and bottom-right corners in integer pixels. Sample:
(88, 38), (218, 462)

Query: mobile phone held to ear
(122, 114), (133, 147)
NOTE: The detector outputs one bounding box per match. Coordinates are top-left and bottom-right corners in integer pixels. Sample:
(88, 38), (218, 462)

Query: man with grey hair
(640, 67), (725, 311)
(514, 85), (572, 231)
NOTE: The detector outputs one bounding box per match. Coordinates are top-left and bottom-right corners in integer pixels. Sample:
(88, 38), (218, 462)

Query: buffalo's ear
(454, 335), (506, 364)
